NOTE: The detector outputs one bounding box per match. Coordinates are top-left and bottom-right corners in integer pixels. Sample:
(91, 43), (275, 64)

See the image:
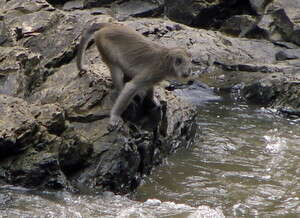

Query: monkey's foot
(107, 115), (124, 131)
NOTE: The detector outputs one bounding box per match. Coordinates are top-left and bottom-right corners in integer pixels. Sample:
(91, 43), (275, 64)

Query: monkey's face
(171, 49), (192, 79)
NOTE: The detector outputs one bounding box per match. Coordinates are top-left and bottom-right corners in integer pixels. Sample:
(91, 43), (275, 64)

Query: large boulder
(0, 0), (201, 193)
(165, 0), (256, 28)
(258, 0), (300, 45)
(0, 95), (66, 189)
(1, 0), (300, 194)
(0, 95), (39, 157)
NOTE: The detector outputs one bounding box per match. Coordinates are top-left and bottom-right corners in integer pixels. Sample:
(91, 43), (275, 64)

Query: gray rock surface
(0, 0), (201, 193)
(1, 0), (300, 194)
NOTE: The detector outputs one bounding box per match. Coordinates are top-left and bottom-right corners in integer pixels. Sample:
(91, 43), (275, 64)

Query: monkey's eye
(175, 57), (183, 66)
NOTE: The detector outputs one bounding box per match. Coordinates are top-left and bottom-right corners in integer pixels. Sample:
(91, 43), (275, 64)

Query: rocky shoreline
(1, 0), (299, 194)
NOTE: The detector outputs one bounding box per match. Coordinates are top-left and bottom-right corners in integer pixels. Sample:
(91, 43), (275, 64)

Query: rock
(220, 15), (257, 37)
(0, 0), (199, 194)
(242, 78), (277, 105)
(249, 0), (271, 15)
(0, 95), (39, 158)
(2, 147), (66, 189)
(165, 0), (256, 28)
(275, 50), (299, 61)
(0, 47), (41, 98)
(58, 132), (93, 175)
(83, 0), (164, 20)
(1, 0), (300, 194)
(166, 80), (222, 106)
(113, 0), (164, 20)
(83, 0), (116, 9)
(31, 104), (66, 135)
(255, 0), (300, 45)
(163, 0), (300, 47)
(62, 0), (84, 11)
(240, 73), (300, 113)
(0, 21), (12, 46)
(46, 0), (71, 5)
(0, 95), (67, 189)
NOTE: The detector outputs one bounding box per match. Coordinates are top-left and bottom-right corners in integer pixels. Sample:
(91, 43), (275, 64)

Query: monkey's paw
(107, 115), (124, 131)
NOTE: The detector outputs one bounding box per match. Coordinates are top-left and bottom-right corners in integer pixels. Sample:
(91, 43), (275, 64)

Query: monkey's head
(168, 48), (192, 79)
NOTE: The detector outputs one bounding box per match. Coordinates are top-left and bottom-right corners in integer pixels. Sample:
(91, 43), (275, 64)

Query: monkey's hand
(107, 115), (124, 131)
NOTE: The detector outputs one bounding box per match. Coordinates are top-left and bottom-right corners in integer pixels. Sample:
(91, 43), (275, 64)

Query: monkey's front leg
(109, 81), (139, 130)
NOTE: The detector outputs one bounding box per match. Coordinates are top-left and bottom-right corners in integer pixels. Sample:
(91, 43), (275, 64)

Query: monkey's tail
(76, 23), (107, 72)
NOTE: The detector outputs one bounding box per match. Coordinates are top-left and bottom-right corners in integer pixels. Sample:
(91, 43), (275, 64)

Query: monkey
(77, 22), (192, 130)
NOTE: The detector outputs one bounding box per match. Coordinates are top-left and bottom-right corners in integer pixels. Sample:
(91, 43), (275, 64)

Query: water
(1, 99), (299, 217)
(136, 99), (300, 217)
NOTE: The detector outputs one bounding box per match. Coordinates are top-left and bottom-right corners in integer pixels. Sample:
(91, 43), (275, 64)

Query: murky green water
(1, 98), (299, 217)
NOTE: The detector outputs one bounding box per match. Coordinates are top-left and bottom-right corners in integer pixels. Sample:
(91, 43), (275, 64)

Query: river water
(1, 98), (299, 217)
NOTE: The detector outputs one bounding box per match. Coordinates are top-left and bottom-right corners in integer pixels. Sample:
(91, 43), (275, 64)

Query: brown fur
(77, 23), (192, 129)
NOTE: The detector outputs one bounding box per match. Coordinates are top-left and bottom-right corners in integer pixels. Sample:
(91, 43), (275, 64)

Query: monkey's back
(94, 24), (168, 78)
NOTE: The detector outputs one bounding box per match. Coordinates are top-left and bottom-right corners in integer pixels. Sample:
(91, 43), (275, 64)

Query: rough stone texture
(164, 0), (300, 48)
(165, 0), (256, 28)
(82, 0), (164, 20)
(220, 15), (257, 37)
(137, 16), (300, 115)
(249, 0), (271, 15)
(264, 0), (300, 46)
(1, 0), (300, 194)
(63, 0), (84, 11)
(83, 0), (116, 8)
(0, 0), (201, 194)
(0, 95), (66, 189)
(0, 95), (39, 158)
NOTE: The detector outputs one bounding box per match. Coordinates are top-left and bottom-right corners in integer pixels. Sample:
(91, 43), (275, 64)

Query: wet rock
(58, 132), (93, 175)
(3, 148), (65, 189)
(242, 79), (277, 105)
(275, 50), (300, 61)
(235, 72), (300, 114)
(166, 80), (221, 106)
(0, 193), (11, 209)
